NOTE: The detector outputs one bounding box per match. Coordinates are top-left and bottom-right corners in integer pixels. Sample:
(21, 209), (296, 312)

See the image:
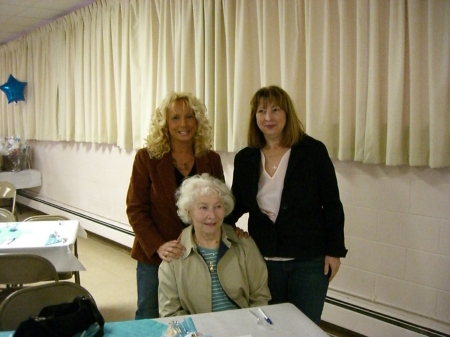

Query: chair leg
(74, 271), (81, 285)
(74, 240), (80, 284)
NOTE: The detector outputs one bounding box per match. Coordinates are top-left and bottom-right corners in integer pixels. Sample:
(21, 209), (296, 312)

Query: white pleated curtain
(0, 0), (449, 167)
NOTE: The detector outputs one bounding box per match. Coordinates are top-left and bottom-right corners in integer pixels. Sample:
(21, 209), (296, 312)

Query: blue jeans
(135, 262), (159, 319)
(266, 257), (329, 324)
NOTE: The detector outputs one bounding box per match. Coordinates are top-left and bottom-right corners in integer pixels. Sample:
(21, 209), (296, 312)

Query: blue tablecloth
(0, 319), (168, 337)
(103, 319), (168, 336)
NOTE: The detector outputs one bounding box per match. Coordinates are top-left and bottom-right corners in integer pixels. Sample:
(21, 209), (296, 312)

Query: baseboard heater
(325, 297), (448, 337)
(17, 191), (449, 337)
(17, 191), (134, 237)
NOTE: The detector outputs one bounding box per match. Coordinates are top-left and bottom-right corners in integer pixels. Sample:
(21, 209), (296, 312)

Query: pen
(258, 308), (273, 325)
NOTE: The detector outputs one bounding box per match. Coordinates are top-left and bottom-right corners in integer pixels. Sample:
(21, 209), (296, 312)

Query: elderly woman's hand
(234, 226), (249, 239)
(157, 237), (185, 262)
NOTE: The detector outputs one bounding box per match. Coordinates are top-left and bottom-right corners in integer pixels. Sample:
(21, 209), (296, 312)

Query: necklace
(195, 238), (219, 248)
(196, 237), (219, 273)
(262, 146), (290, 173)
(209, 261), (215, 273)
(262, 151), (281, 172)
(173, 159), (189, 171)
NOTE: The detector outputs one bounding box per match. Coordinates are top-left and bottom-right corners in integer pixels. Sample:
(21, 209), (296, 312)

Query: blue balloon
(0, 74), (27, 104)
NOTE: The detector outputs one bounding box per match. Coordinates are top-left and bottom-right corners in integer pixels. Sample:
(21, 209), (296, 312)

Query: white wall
(18, 140), (450, 336)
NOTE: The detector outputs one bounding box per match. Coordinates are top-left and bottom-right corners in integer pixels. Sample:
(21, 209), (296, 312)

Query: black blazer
(226, 135), (347, 259)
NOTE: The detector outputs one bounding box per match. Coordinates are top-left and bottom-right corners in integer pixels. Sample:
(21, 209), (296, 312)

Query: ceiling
(0, 0), (97, 46)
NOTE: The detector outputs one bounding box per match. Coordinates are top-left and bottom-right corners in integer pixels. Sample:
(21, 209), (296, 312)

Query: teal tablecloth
(103, 319), (168, 336)
(0, 319), (168, 337)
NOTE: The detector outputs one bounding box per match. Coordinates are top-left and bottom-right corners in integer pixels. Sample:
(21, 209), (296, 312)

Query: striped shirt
(197, 246), (238, 312)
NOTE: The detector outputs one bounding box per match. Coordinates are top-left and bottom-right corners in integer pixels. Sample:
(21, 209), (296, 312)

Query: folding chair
(0, 208), (16, 222)
(0, 181), (16, 217)
(0, 253), (59, 305)
(0, 281), (96, 331)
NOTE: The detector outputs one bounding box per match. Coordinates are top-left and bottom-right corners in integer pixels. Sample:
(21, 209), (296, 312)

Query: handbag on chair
(13, 296), (104, 337)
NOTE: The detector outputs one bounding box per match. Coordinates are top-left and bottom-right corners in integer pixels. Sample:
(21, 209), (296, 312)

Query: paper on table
(45, 234), (62, 246)
(0, 229), (22, 245)
(184, 317), (196, 333)
(0, 222), (74, 248)
(3, 229), (51, 247)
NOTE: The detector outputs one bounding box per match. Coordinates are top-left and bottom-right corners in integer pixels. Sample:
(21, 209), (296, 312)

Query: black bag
(14, 296), (105, 337)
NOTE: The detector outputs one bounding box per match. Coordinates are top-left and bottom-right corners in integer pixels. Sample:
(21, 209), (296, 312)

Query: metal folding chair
(0, 253), (59, 305)
(0, 181), (17, 218)
(0, 281), (96, 331)
(0, 208), (16, 222)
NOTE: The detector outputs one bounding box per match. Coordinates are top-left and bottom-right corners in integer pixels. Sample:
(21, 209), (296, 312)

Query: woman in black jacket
(226, 85), (347, 324)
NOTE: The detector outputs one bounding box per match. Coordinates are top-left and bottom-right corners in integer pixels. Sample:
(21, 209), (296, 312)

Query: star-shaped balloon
(0, 74), (27, 104)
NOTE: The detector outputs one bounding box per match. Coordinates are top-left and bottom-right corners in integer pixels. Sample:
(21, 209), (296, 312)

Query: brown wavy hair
(247, 86), (305, 148)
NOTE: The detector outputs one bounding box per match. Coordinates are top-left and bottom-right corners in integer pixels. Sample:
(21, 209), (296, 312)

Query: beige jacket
(158, 224), (271, 317)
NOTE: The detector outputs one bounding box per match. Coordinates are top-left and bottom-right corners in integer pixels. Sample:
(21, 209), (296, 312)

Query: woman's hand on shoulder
(157, 237), (186, 262)
(234, 226), (249, 239)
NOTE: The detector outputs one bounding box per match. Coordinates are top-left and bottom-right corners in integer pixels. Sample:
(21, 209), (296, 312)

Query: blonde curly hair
(144, 92), (212, 159)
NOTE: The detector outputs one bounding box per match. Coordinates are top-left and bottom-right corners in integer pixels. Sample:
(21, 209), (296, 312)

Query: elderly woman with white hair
(158, 173), (271, 317)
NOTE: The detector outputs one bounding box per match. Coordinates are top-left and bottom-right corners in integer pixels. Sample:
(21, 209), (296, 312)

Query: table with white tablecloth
(0, 169), (41, 212)
(0, 293), (328, 336)
(157, 303), (329, 337)
(0, 169), (41, 189)
(0, 220), (86, 272)
(103, 303), (328, 337)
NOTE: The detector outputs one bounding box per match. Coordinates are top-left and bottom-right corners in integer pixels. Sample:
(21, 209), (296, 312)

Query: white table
(0, 303), (328, 337)
(0, 169), (41, 189)
(156, 303), (328, 337)
(0, 220), (86, 272)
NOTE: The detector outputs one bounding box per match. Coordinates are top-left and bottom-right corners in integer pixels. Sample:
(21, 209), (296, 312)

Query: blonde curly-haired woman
(126, 92), (224, 319)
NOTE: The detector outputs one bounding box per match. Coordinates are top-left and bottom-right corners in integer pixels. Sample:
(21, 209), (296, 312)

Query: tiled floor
(16, 205), (363, 336)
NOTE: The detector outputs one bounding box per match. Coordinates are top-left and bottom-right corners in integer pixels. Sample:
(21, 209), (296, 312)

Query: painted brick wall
(26, 140), (450, 332)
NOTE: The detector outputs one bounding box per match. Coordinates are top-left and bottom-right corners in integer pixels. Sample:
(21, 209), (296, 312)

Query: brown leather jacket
(126, 148), (224, 265)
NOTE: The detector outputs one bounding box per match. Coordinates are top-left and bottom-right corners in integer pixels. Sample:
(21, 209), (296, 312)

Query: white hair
(175, 173), (234, 224)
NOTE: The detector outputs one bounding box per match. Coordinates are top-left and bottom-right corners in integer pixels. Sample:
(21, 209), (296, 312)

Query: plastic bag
(161, 317), (211, 337)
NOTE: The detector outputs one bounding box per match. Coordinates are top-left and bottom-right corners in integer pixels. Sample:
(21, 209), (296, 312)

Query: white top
(258, 149), (295, 261)
(257, 149), (291, 223)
